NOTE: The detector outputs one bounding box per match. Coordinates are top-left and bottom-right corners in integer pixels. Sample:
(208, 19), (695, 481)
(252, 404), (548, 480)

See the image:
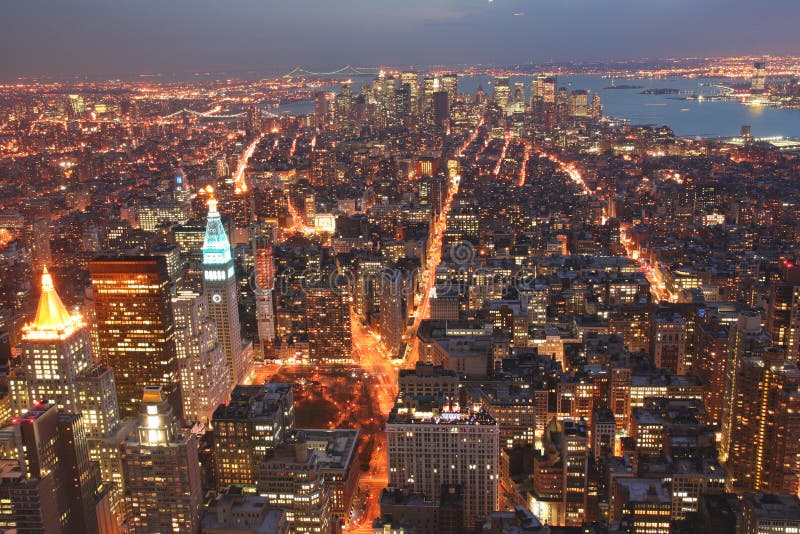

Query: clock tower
(202, 193), (246, 389)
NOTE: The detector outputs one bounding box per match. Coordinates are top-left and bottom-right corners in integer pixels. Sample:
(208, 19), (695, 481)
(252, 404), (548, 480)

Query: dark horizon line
(2, 53), (796, 85)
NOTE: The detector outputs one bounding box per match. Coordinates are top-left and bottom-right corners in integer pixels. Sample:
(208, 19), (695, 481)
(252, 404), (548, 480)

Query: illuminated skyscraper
(513, 81), (525, 110)
(245, 105), (262, 135)
(441, 73), (458, 105)
(171, 290), (230, 425)
(257, 444), (332, 533)
(752, 61), (767, 94)
(314, 91), (329, 128)
(310, 147), (335, 188)
(13, 268), (120, 440)
(89, 256), (181, 418)
(767, 262), (800, 362)
(493, 76), (511, 110)
(122, 386), (202, 533)
(212, 383), (295, 488)
(400, 71), (420, 118)
(720, 310), (771, 462)
(306, 286), (352, 363)
(531, 418), (589, 526)
(725, 349), (800, 494)
(254, 235), (276, 354)
(16, 267), (92, 415)
(542, 76), (557, 104)
(568, 90), (589, 117)
(387, 394), (499, 525)
(422, 76), (439, 121)
(203, 195), (249, 388)
(379, 270), (406, 359)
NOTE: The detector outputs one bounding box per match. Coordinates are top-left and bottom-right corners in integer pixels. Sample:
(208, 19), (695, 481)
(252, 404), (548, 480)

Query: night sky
(2, 0), (799, 80)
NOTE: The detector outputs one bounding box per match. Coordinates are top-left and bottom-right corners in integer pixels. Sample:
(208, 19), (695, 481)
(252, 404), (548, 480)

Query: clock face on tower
(212, 293), (222, 304)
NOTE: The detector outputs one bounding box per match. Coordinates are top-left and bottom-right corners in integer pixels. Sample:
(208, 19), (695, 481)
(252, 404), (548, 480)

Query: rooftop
(388, 393), (497, 426)
(22, 267), (85, 341)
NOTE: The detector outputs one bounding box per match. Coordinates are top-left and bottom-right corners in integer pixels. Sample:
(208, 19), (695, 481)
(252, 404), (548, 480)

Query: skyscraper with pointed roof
(13, 268), (119, 440)
(203, 194), (248, 388)
(14, 267), (92, 416)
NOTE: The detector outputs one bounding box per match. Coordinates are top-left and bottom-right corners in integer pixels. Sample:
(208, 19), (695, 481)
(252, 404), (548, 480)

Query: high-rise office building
(441, 73), (458, 105)
(493, 76), (511, 110)
(122, 386), (202, 533)
(90, 255), (181, 418)
(513, 81), (525, 105)
(203, 195), (250, 388)
(245, 105), (262, 135)
(387, 394), (499, 525)
(530, 418), (589, 527)
(720, 310), (771, 462)
(254, 235), (276, 354)
(422, 76), (439, 121)
(767, 262), (800, 362)
(725, 349), (800, 495)
(14, 403), (102, 534)
(314, 91), (329, 128)
(751, 61), (767, 94)
(212, 383), (295, 488)
(310, 147), (336, 188)
(400, 71), (420, 118)
(542, 76), (557, 104)
(306, 286), (352, 363)
(14, 268), (120, 440)
(651, 312), (688, 375)
(433, 91), (449, 128)
(172, 290), (230, 425)
(16, 267), (92, 414)
(257, 444), (331, 533)
(568, 90), (589, 117)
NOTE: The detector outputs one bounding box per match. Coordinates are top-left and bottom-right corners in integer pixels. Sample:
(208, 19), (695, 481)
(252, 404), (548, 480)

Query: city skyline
(2, 0), (800, 80)
(2, 5), (800, 531)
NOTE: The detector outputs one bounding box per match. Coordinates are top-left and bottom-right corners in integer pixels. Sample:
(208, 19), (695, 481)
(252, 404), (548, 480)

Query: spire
(202, 192), (233, 266)
(25, 267), (83, 338)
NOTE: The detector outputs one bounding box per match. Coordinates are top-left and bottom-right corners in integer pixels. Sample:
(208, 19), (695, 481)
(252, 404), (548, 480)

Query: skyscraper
(725, 349), (800, 494)
(433, 91), (449, 128)
(257, 444), (331, 533)
(441, 73), (458, 105)
(422, 76), (439, 121)
(752, 61), (767, 94)
(306, 286), (352, 363)
(122, 386), (202, 533)
(89, 255), (181, 418)
(203, 195), (249, 388)
(16, 267), (92, 414)
(212, 383), (295, 488)
(379, 270), (406, 359)
(314, 91), (329, 128)
(767, 261), (800, 362)
(14, 268), (120, 440)
(531, 418), (589, 526)
(387, 393), (499, 525)
(14, 403), (102, 534)
(399, 71), (420, 119)
(171, 290), (230, 424)
(254, 235), (276, 355)
(493, 76), (511, 110)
